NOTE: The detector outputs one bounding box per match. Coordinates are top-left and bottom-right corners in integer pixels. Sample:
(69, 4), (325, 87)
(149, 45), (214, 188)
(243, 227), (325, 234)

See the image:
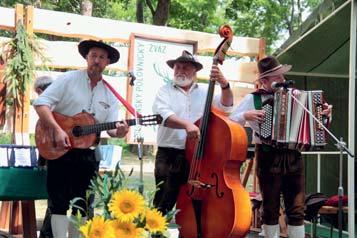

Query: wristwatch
(221, 82), (230, 90)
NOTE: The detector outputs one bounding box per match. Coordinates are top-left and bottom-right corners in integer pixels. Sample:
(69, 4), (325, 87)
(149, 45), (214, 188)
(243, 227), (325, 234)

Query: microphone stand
(284, 86), (354, 238)
(129, 72), (145, 194)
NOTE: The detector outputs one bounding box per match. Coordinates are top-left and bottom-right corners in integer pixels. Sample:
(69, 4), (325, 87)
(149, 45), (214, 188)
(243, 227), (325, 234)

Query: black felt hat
(78, 40), (120, 64)
(258, 56), (291, 80)
(167, 50), (203, 71)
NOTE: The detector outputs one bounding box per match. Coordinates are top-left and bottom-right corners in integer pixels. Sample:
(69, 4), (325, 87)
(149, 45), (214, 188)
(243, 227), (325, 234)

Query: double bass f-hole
(211, 172), (224, 198)
(187, 172), (224, 198)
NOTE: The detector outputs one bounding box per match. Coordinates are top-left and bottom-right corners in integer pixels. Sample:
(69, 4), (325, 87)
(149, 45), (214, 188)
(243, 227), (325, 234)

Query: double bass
(176, 25), (252, 238)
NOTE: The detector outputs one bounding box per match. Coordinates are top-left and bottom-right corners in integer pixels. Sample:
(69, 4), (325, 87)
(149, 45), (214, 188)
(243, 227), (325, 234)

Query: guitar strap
(102, 79), (142, 117)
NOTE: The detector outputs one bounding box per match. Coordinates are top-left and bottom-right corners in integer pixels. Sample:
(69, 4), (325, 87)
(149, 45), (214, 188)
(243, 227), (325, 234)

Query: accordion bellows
(260, 89), (326, 150)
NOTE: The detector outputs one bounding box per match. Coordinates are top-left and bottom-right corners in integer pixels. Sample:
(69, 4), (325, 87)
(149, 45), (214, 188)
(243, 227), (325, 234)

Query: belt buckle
(89, 146), (96, 150)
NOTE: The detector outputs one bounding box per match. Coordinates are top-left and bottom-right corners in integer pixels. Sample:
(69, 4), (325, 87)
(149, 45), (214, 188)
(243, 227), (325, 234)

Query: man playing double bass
(152, 50), (233, 215)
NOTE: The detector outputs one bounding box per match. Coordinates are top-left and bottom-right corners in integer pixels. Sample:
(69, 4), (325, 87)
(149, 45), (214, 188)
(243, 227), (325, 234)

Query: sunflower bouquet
(71, 163), (177, 238)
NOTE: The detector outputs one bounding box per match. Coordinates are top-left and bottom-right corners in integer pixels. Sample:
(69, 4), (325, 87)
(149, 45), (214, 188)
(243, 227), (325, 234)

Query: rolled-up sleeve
(213, 95), (233, 113)
(33, 75), (65, 107)
(152, 86), (175, 125)
(229, 94), (254, 126)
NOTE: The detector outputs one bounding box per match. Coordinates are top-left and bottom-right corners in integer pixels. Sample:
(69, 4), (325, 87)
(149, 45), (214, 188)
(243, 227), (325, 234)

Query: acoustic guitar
(35, 111), (162, 160)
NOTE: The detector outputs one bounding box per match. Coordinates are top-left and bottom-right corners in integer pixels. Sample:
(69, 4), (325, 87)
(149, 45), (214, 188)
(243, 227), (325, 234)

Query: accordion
(259, 89), (327, 150)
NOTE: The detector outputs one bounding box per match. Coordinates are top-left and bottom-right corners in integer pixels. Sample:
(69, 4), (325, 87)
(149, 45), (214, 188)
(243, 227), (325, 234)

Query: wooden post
(0, 58), (5, 126)
(258, 38), (266, 60)
(14, 4), (33, 145)
(14, 4), (24, 26)
(17, 6), (37, 238)
(81, 0), (93, 16)
(25, 5), (33, 35)
(0, 5), (37, 238)
(0, 3), (23, 234)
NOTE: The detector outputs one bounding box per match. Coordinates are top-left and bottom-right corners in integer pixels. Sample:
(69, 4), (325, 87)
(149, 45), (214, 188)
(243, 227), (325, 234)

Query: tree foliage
(1, 0), (129, 18)
(225, 0), (323, 53)
(148, 0), (323, 53)
(0, 0), (324, 53)
(168, 0), (223, 33)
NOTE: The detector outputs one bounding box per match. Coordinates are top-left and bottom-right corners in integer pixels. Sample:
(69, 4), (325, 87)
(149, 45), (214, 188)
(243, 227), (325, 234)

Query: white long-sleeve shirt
(153, 82), (232, 149)
(33, 70), (119, 123)
(229, 93), (273, 144)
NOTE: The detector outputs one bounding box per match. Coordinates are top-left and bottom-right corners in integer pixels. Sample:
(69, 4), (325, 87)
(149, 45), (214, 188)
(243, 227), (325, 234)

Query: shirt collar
(173, 82), (198, 94)
(86, 72), (104, 89)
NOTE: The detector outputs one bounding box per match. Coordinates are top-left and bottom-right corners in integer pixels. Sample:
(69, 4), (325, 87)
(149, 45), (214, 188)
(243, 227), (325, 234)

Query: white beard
(173, 75), (193, 87)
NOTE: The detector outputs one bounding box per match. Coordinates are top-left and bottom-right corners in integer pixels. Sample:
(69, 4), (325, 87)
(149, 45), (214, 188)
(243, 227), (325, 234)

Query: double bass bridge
(187, 172), (224, 198)
(188, 179), (213, 189)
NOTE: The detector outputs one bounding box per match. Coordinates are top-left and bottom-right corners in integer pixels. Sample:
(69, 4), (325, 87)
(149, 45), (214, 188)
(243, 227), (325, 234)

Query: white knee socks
(264, 224), (280, 238)
(288, 225), (305, 238)
(68, 215), (87, 238)
(51, 214), (69, 238)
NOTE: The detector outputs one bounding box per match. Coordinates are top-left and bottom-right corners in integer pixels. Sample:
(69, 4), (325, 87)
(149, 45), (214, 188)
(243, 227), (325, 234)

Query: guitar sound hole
(72, 126), (83, 137)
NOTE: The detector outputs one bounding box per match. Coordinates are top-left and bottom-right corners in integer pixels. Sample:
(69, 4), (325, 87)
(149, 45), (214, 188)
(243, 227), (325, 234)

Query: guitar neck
(79, 119), (137, 136)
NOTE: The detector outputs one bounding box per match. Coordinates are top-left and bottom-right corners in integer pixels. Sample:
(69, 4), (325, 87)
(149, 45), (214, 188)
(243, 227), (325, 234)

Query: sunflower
(110, 219), (145, 238)
(109, 189), (146, 222)
(79, 216), (115, 238)
(144, 208), (168, 233)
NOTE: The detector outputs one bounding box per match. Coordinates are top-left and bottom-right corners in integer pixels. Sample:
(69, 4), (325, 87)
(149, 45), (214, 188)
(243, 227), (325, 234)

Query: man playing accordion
(229, 56), (332, 238)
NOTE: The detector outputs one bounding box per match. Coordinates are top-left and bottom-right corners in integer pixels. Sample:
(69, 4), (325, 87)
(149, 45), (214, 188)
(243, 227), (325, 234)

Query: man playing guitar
(33, 40), (128, 238)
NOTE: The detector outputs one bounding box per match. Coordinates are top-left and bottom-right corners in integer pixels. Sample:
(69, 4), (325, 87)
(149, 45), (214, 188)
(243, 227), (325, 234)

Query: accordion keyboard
(310, 91), (326, 146)
(260, 103), (273, 139)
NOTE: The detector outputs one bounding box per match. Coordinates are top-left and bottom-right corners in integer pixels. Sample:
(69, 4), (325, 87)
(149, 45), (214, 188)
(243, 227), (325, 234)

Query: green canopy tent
(275, 0), (356, 236)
